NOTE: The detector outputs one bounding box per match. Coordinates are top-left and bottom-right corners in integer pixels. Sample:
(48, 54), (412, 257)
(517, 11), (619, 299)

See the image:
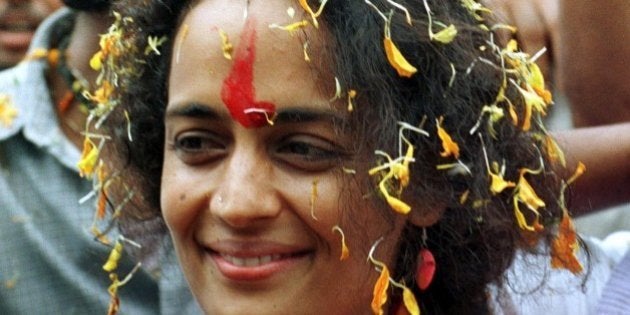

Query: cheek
(160, 154), (201, 239)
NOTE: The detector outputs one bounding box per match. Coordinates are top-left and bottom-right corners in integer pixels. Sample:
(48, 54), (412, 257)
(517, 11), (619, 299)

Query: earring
(415, 228), (436, 291)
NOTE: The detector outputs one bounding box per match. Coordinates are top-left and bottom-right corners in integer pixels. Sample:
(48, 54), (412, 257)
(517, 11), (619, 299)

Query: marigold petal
(545, 135), (566, 167)
(517, 175), (546, 211)
(78, 138), (100, 178)
(103, 241), (123, 272)
(371, 266), (390, 315)
(489, 172), (515, 195)
(218, 29), (233, 60)
(436, 117), (460, 159)
(402, 287), (420, 315)
(384, 37), (418, 78)
(432, 24), (458, 44)
(386, 195), (412, 214)
(551, 212), (583, 274)
(0, 94), (18, 127)
(90, 51), (103, 71)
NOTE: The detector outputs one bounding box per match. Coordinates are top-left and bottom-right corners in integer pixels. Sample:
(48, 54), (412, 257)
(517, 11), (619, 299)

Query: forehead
(169, 0), (332, 109)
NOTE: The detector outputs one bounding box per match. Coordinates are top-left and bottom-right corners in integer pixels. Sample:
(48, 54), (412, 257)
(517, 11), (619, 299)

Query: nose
(210, 146), (282, 228)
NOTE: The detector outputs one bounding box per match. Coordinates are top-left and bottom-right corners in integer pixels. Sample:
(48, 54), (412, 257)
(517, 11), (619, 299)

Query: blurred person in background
(0, 0), (199, 313)
(0, 0), (62, 69)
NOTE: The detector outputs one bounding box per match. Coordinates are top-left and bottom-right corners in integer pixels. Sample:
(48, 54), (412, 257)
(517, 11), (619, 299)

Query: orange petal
(436, 117), (460, 159)
(371, 266), (390, 315)
(384, 37), (417, 78)
(551, 212), (583, 274)
(332, 225), (350, 261)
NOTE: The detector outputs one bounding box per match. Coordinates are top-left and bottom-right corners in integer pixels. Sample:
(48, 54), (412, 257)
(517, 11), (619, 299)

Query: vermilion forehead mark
(220, 18), (276, 128)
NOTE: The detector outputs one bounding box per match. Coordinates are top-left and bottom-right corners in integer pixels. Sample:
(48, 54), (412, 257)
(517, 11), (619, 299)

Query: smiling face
(0, 0), (62, 68)
(161, 0), (407, 314)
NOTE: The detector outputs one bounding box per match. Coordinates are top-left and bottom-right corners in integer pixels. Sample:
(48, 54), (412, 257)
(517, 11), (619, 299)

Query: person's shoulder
(588, 231), (630, 265)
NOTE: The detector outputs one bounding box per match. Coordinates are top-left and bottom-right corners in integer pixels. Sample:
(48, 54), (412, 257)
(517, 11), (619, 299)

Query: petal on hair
(551, 212), (583, 274)
(78, 138), (100, 178)
(384, 37), (418, 78)
(103, 241), (123, 272)
(431, 24), (457, 44)
(544, 135), (566, 167)
(489, 172), (515, 195)
(436, 117), (460, 159)
(516, 173), (546, 211)
(371, 266), (390, 315)
(402, 286), (420, 315)
(386, 195), (412, 214)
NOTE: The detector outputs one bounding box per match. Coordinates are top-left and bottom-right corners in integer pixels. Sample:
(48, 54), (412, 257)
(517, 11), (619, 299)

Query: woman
(93, 0), (587, 313)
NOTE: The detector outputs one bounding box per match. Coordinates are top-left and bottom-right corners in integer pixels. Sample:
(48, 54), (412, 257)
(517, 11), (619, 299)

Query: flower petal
(371, 266), (390, 315)
(384, 37), (418, 78)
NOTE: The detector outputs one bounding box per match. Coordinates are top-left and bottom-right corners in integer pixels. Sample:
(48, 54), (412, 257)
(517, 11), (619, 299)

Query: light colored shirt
(0, 8), (198, 314)
(493, 232), (630, 314)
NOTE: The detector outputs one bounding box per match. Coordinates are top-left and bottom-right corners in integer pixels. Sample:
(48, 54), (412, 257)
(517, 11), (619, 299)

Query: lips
(203, 240), (313, 282)
(0, 11), (41, 51)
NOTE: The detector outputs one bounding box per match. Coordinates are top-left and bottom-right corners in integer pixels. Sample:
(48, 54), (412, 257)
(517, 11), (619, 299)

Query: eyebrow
(166, 103), (347, 126)
(165, 103), (225, 120)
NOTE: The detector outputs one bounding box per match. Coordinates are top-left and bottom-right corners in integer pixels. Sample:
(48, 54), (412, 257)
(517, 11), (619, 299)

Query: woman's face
(162, 0), (407, 314)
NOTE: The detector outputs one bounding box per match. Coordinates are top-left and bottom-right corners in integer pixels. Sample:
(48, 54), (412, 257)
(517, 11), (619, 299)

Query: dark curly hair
(104, 0), (574, 313)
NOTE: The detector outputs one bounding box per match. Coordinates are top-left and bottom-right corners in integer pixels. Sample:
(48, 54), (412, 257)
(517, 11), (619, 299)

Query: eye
(171, 131), (227, 165)
(274, 135), (347, 172)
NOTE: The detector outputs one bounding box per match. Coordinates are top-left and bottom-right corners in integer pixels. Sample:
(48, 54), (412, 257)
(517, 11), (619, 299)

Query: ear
(407, 204), (445, 227)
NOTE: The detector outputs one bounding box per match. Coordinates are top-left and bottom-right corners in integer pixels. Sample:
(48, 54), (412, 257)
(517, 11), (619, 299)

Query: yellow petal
(386, 195), (412, 214)
(0, 94), (18, 127)
(513, 200), (536, 232)
(384, 37), (418, 78)
(347, 89), (357, 112)
(402, 287), (420, 315)
(218, 29), (233, 60)
(78, 138), (99, 178)
(489, 172), (515, 195)
(567, 162), (586, 185)
(269, 20), (309, 33)
(545, 135), (566, 167)
(517, 174), (546, 211)
(436, 117), (460, 159)
(90, 51), (103, 71)
(103, 241), (123, 272)
(371, 266), (390, 315)
(431, 24), (458, 44)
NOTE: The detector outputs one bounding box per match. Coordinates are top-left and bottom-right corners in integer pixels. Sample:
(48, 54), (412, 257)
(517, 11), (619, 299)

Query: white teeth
(259, 255), (272, 264)
(221, 254), (282, 267)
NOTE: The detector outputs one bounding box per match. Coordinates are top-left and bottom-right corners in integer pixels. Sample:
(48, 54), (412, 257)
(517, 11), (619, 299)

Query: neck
(50, 11), (111, 149)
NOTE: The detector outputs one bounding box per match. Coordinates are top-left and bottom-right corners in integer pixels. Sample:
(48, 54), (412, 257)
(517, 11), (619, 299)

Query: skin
(482, 0), (559, 87)
(161, 0), (409, 314)
(558, 0), (630, 127)
(483, 0), (630, 127)
(0, 0), (62, 68)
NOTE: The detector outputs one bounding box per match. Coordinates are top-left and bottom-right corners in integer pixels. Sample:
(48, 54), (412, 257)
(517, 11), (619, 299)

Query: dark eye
(275, 135), (346, 172)
(172, 131), (227, 165)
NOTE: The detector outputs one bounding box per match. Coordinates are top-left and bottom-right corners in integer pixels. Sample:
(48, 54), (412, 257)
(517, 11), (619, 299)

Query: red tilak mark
(221, 19), (276, 128)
